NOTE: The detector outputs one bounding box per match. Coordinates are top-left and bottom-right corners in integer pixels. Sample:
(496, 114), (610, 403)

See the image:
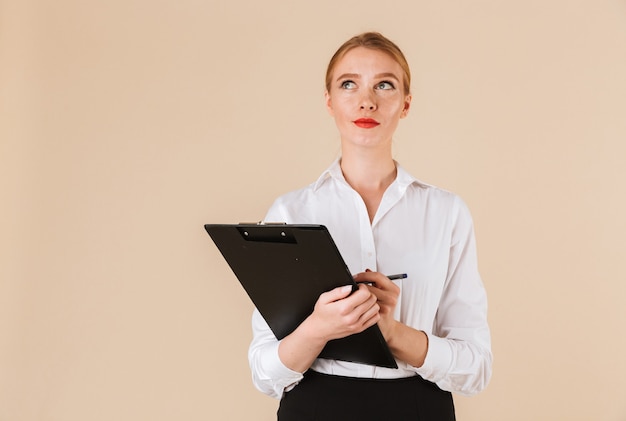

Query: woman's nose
(359, 92), (377, 111)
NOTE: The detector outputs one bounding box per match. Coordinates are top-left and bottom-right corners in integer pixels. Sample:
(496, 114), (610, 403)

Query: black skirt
(277, 370), (455, 421)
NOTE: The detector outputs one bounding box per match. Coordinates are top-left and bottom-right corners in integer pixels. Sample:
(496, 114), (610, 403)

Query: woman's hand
(353, 270), (429, 368)
(308, 283), (381, 342)
(278, 283), (379, 373)
(352, 270), (401, 341)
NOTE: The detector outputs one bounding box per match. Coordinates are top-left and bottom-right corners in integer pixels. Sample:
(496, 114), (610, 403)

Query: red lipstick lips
(353, 118), (380, 128)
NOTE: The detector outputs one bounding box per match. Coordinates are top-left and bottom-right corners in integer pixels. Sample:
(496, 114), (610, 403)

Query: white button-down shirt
(249, 159), (492, 398)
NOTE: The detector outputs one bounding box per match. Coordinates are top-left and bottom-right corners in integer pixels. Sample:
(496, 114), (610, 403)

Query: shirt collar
(313, 157), (431, 192)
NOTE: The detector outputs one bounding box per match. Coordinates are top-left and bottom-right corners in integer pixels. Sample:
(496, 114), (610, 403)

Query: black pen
(356, 273), (408, 285)
(387, 273), (408, 280)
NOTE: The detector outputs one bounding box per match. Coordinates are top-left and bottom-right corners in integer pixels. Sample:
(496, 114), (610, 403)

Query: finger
(358, 307), (381, 331)
(349, 289), (378, 317)
(353, 271), (379, 286)
(353, 270), (394, 286)
(318, 284), (353, 304)
(335, 284), (375, 314)
(366, 285), (384, 301)
(360, 298), (382, 325)
(343, 298), (380, 333)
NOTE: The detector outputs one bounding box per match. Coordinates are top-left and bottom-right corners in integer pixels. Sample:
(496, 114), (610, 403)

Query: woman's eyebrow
(335, 72), (400, 81)
(336, 73), (360, 81)
(375, 72), (400, 80)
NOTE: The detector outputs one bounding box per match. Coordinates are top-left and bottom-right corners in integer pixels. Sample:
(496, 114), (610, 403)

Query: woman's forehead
(332, 47), (403, 75)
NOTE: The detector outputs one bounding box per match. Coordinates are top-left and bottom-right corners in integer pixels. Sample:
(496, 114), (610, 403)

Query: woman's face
(325, 47), (411, 152)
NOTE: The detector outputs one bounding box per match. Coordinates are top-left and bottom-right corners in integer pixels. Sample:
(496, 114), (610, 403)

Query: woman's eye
(340, 80), (356, 89)
(375, 81), (395, 90)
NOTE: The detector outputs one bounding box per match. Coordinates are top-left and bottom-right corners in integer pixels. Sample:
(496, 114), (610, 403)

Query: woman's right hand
(277, 283), (380, 373)
(309, 283), (381, 341)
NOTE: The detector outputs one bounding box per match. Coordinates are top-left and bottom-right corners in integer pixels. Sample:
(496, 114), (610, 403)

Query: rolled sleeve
(248, 310), (304, 399)
(413, 331), (492, 396)
(414, 333), (453, 383)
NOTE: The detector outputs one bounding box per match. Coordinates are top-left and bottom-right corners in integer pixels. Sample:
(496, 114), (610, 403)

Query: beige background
(2, 0), (625, 420)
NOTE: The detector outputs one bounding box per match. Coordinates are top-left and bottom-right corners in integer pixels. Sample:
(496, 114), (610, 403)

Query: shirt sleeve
(413, 197), (493, 396)
(248, 309), (304, 399)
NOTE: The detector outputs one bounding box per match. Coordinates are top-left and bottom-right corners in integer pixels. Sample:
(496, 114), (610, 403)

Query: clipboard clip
(238, 221), (287, 225)
(237, 222), (295, 243)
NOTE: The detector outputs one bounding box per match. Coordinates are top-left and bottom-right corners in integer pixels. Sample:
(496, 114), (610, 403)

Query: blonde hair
(325, 32), (411, 95)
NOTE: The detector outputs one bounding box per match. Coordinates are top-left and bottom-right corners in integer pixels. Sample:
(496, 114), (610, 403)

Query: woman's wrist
(277, 316), (328, 373)
(386, 323), (429, 368)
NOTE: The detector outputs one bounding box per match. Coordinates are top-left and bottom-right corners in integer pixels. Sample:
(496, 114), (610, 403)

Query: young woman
(248, 32), (492, 420)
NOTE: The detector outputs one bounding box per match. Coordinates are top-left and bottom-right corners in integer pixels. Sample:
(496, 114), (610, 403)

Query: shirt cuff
(412, 333), (452, 383)
(264, 340), (305, 393)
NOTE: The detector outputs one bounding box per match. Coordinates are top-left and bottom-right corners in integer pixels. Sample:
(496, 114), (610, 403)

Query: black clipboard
(205, 223), (398, 369)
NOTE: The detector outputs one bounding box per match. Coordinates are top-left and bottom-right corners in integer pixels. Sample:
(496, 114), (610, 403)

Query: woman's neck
(340, 149), (397, 192)
(340, 149), (397, 222)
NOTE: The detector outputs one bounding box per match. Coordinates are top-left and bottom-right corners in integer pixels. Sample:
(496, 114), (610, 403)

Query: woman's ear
(325, 91), (335, 117)
(401, 94), (412, 118)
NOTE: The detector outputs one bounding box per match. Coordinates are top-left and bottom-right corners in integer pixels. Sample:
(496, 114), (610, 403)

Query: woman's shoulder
(403, 174), (471, 218)
(417, 182), (463, 203)
(271, 164), (339, 206)
(397, 164), (458, 199)
(264, 181), (319, 222)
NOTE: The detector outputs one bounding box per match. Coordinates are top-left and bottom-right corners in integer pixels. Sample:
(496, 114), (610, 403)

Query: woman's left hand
(352, 270), (401, 341)
(353, 270), (429, 367)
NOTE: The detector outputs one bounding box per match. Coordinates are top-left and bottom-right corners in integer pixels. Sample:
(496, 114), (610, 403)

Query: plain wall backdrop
(2, 0), (625, 420)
